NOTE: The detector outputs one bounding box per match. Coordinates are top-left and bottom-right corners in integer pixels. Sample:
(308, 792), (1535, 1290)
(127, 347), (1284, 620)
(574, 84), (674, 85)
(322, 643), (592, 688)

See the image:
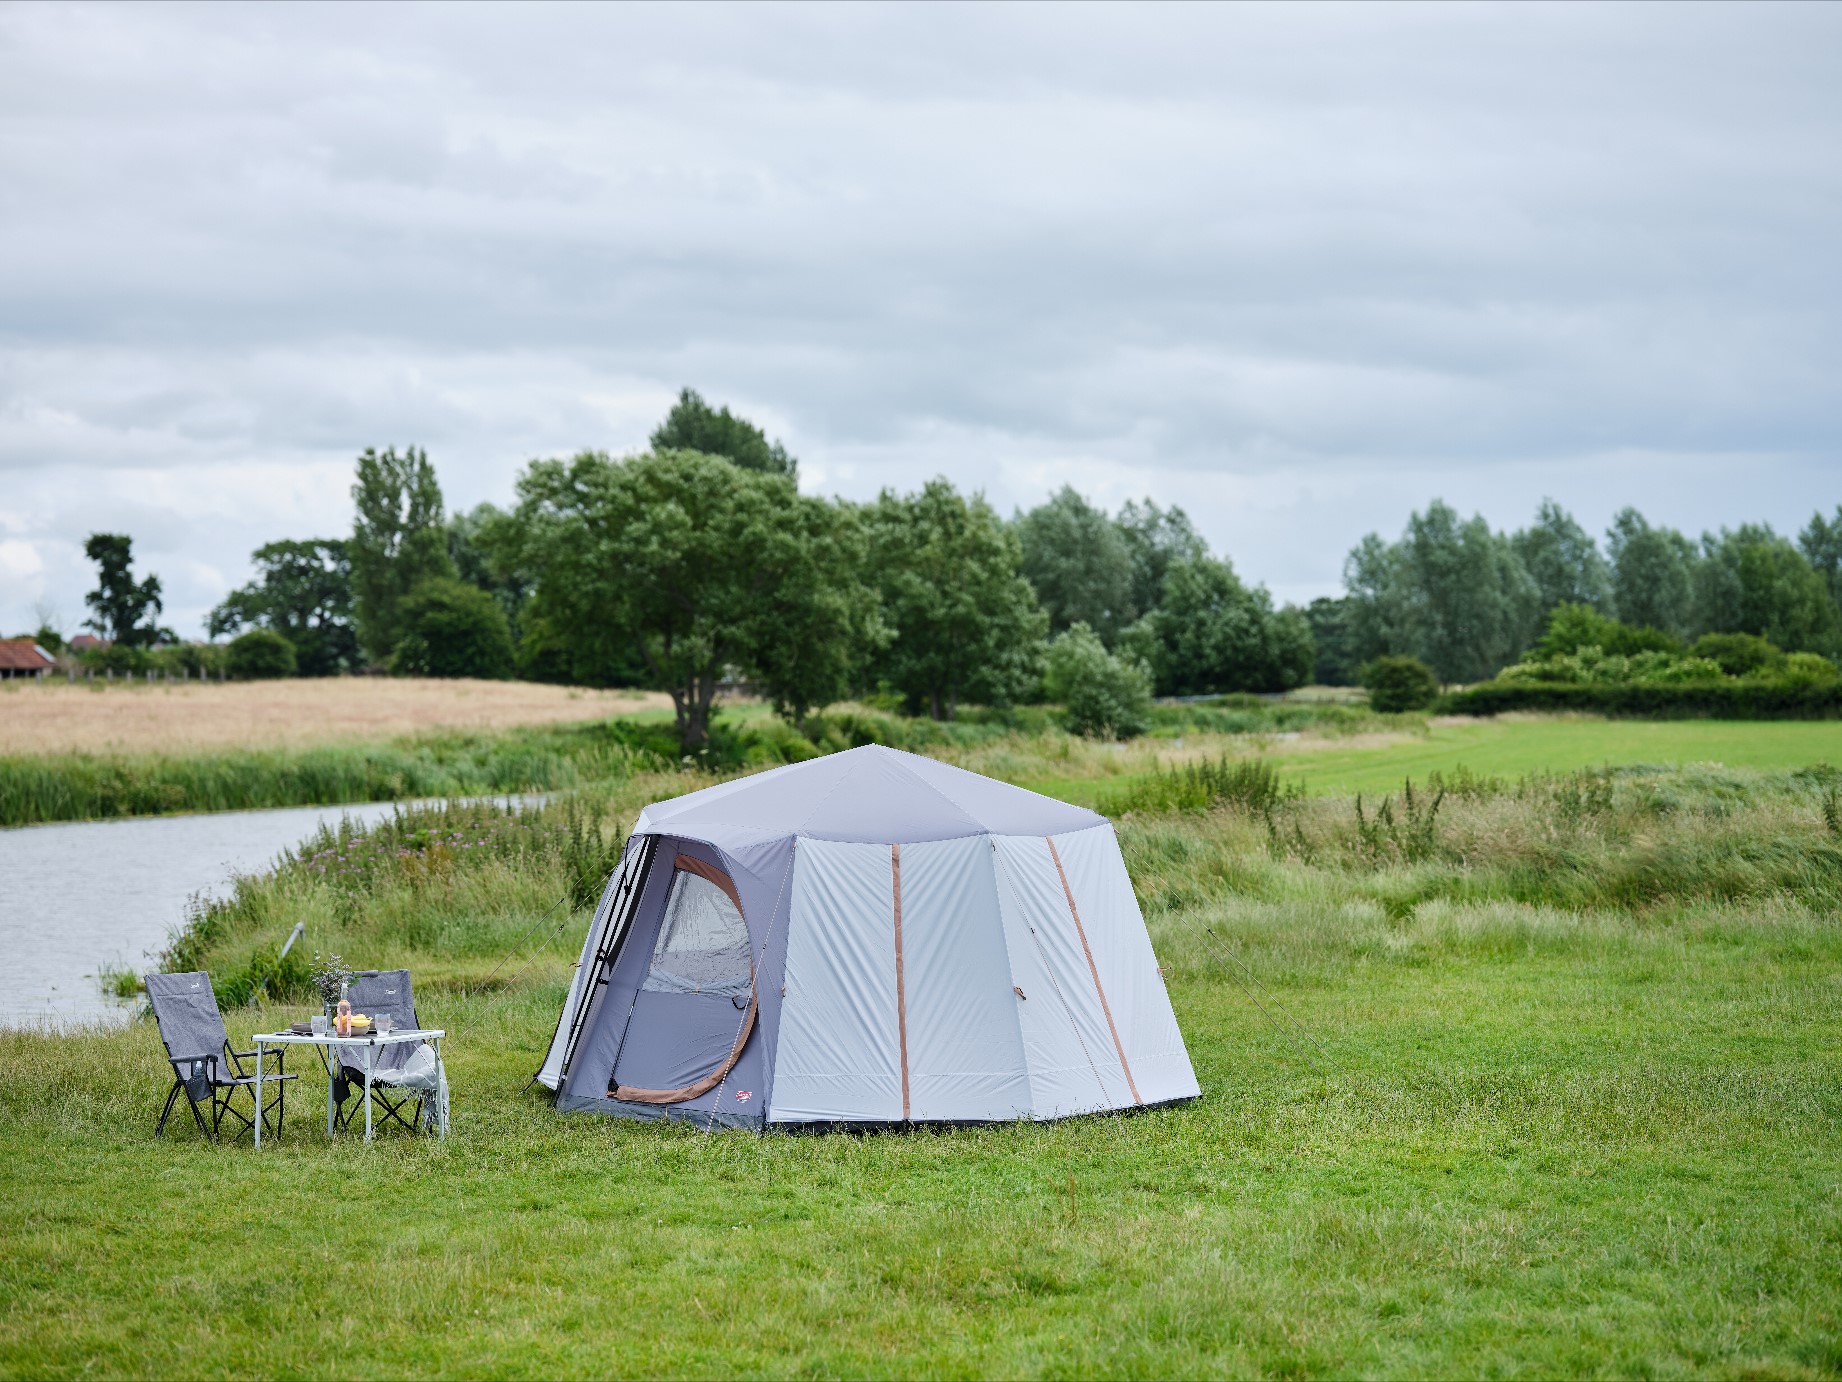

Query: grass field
(0, 677), (668, 756)
(1016, 714), (1842, 805)
(3, 741), (1840, 1377)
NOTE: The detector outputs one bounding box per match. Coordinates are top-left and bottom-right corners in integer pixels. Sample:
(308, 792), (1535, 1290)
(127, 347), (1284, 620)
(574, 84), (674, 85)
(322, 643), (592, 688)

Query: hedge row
(1437, 681), (1842, 719)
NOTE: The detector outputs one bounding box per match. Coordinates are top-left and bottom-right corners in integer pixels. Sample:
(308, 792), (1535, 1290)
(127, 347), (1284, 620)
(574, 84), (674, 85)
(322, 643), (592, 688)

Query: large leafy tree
(82, 533), (168, 647)
(1115, 498), (1207, 618)
(1693, 524), (1841, 654)
(1119, 556), (1313, 695)
(1511, 499), (1612, 617)
(1014, 486), (1137, 645)
(867, 479), (1047, 720)
(505, 450), (872, 749)
(650, 388), (797, 479)
(1606, 507), (1696, 638)
(349, 446), (455, 666)
(208, 539), (357, 676)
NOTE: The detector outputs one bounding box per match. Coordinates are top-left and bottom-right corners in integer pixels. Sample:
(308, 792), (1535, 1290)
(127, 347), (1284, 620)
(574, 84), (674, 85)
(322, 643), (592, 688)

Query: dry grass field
(0, 677), (669, 756)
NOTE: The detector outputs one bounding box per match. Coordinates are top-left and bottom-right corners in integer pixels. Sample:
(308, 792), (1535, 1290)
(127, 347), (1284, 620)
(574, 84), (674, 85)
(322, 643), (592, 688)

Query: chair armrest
(230, 1046), (287, 1072)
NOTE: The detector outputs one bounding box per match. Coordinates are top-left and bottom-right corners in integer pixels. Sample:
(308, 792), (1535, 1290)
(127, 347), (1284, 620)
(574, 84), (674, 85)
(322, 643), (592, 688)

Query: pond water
(0, 799), (521, 1030)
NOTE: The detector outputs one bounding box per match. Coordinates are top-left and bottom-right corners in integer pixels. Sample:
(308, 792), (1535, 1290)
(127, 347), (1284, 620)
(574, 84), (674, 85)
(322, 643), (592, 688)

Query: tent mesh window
(640, 869), (751, 997)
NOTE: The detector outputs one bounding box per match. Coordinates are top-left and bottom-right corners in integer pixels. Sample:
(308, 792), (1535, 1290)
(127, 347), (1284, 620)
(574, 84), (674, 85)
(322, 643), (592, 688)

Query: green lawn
(4, 752), (1841, 1378)
(1284, 716), (1842, 798)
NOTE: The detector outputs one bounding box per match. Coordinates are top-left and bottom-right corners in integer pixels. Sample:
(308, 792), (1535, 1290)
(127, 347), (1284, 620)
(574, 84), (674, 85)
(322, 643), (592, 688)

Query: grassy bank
(0, 723), (669, 828)
(3, 754), (1840, 1376)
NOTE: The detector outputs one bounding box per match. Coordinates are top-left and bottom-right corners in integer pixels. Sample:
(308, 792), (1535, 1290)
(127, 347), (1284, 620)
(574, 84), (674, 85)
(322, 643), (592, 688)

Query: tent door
(610, 857), (756, 1104)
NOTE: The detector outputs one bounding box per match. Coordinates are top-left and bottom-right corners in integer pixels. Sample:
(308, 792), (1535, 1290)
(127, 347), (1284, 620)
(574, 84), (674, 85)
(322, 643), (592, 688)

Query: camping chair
(333, 970), (445, 1136)
(146, 971), (295, 1143)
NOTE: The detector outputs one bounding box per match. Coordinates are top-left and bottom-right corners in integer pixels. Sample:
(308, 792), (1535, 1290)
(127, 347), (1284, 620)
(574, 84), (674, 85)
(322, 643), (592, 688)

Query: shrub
(1689, 632), (1783, 678)
(227, 628), (297, 680)
(391, 578), (515, 680)
(1044, 623), (1152, 739)
(1779, 652), (1840, 687)
(1360, 655), (1440, 712)
(1531, 602), (1682, 659)
(1438, 681), (1842, 719)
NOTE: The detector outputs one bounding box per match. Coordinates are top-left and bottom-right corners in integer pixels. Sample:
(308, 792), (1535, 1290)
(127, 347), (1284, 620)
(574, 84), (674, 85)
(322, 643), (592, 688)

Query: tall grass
(0, 722), (664, 827)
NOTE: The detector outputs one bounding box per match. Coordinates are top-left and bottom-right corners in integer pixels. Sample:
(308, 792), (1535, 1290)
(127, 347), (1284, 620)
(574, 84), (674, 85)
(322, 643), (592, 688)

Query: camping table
(250, 1029), (448, 1146)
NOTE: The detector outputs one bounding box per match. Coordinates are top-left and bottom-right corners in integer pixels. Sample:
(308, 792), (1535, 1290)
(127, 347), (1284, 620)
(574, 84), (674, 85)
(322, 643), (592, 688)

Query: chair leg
(188, 1089), (214, 1143)
(156, 1081), (183, 1137)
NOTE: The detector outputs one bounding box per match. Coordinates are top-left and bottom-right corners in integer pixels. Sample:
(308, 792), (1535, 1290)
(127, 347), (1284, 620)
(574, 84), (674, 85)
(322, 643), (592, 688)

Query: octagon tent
(536, 744), (1199, 1128)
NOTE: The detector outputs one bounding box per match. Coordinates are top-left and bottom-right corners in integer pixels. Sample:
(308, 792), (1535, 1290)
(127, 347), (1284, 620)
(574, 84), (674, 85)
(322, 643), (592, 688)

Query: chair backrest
(348, 970), (417, 1032)
(144, 972), (228, 1063)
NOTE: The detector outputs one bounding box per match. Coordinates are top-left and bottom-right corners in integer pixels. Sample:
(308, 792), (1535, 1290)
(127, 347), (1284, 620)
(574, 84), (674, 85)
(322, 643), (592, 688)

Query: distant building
(68, 634), (108, 653)
(0, 639), (55, 680)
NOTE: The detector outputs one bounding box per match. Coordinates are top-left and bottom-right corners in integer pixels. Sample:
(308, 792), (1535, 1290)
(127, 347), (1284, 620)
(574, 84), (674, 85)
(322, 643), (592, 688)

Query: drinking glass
(310, 1014), (328, 1036)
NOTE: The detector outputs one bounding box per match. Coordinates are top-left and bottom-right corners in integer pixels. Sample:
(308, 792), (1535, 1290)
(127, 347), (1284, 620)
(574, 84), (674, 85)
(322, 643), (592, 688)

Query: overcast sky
(2, 1), (1839, 639)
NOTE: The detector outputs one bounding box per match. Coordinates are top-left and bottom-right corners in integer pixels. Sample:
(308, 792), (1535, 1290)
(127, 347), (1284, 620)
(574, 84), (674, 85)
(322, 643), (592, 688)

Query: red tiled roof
(0, 638), (54, 671)
(68, 634), (105, 651)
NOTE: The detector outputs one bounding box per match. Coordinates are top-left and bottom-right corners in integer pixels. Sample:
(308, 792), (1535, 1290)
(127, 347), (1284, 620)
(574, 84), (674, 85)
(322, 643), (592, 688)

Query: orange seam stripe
(892, 842), (911, 1121)
(1046, 836), (1142, 1106)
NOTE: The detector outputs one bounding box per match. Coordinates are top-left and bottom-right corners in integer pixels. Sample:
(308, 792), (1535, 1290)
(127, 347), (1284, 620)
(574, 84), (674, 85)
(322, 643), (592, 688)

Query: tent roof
(634, 744), (1106, 845)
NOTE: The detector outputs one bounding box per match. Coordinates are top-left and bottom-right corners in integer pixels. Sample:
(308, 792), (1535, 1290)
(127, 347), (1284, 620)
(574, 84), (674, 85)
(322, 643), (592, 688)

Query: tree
(208, 539), (357, 676)
(1512, 499), (1612, 617)
(1120, 556), (1314, 695)
(227, 628), (297, 680)
(1340, 502), (1537, 683)
(649, 388), (797, 479)
(1606, 508), (1696, 638)
(1044, 623), (1152, 739)
(1116, 498), (1207, 618)
(504, 450), (874, 750)
(349, 446), (455, 666)
(448, 503), (531, 637)
(1692, 525), (1841, 655)
(868, 479), (1046, 720)
(1360, 656), (1440, 712)
(1799, 506), (1842, 612)
(1304, 596), (1360, 686)
(390, 578), (516, 680)
(1014, 486), (1137, 645)
(82, 534), (169, 647)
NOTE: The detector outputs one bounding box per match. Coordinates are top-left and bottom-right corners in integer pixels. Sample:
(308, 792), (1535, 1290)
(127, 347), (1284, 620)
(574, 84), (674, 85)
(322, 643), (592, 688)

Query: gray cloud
(2, 1), (1839, 635)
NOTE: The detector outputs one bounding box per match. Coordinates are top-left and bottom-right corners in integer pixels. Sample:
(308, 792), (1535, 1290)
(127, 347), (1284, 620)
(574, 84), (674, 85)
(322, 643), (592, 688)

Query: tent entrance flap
(610, 857), (756, 1104)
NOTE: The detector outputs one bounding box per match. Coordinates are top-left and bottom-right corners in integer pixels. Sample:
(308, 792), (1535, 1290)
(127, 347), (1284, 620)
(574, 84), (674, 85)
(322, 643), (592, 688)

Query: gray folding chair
(146, 971), (295, 1143)
(333, 970), (443, 1135)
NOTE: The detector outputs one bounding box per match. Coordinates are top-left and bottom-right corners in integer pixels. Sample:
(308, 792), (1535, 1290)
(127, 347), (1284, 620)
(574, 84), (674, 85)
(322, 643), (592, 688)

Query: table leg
(255, 1042), (264, 1149)
(434, 1037), (447, 1138)
(364, 1043), (375, 1142)
(325, 1044), (335, 1138)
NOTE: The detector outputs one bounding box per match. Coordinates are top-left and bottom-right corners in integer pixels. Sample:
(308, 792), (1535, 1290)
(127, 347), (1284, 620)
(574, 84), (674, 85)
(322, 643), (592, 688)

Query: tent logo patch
(734, 1090), (752, 1102)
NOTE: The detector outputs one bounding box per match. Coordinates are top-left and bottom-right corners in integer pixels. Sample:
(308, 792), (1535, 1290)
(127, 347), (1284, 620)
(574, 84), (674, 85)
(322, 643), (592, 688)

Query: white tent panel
(991, 834), (1133, 1117)
(769, 838), (903, 1123)
(1050, 824), (1201, 1107)
(898, 835), (1033, 1121)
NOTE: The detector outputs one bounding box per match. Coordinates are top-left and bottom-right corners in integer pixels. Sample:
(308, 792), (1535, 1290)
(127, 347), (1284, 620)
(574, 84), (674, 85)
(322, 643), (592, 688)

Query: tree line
(1308, 498), (1842, 687)
(32, 385), (1842, 747)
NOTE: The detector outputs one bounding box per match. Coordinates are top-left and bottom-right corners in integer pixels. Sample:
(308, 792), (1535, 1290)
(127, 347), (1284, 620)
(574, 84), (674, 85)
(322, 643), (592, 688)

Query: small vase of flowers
(310, 952), (354, 1021)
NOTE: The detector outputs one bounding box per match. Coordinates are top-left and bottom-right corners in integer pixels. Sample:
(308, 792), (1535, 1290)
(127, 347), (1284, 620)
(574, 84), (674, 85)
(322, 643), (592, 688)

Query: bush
(391, 579), (515, 680)
(1689, 632), (1784, 678)
(1360, 655), (1440, 712)
(1438, 680), (1842, 719)
(1044, 623), (1152, 739)
(1531, 602), (1682, 659)
(227, 629), (297, 680)
(1099, 756), (1299, 816)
